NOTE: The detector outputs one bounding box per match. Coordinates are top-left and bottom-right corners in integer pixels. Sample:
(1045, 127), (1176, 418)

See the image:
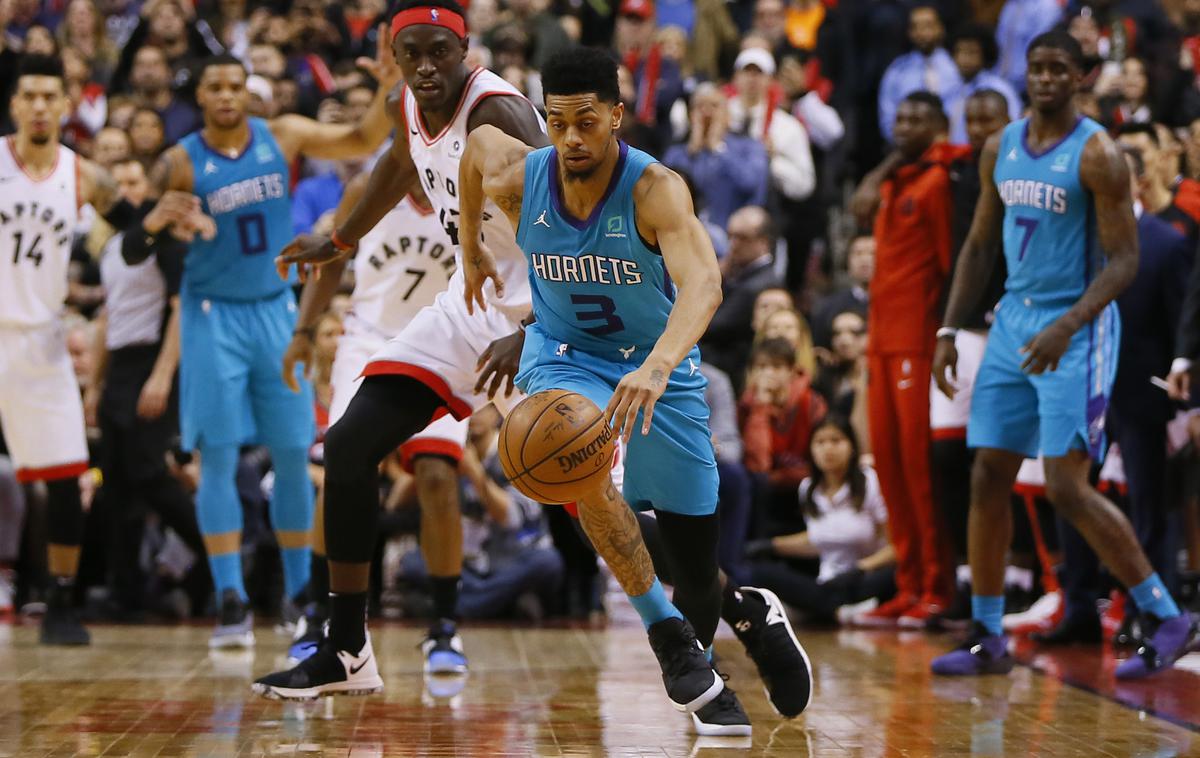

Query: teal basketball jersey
(993, 116), (1107, 305)
(179, 118), (295, 300)
(516, 141), (673, 355)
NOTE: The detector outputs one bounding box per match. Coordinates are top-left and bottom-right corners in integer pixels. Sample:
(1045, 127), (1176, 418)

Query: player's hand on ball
(1020, 320), (1073, 374)
(475, 328), (525, 399)
(276, 234), (348, 282)
(605, 361), (669, 443)
(932, 337), (959, 399)
(282, 333), (314, 393)
(461, 239), (504, 315)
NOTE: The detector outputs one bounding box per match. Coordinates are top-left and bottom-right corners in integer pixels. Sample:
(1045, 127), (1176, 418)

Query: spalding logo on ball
(498, 390), (616, 504)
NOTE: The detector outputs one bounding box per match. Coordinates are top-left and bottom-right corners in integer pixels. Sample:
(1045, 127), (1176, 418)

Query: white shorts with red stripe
(930, 329), (988, 438)
(0, 323), (88, 482)
(330, 315), (471, 472)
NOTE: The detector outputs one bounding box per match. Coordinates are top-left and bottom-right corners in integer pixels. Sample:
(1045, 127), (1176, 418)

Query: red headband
(391, 7), (467, 40)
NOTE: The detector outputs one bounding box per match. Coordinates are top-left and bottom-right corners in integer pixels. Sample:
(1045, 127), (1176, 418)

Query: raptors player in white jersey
(0, 55), (206, 645)
(276, 175), (462, 665)
(253, 0), (551, 700)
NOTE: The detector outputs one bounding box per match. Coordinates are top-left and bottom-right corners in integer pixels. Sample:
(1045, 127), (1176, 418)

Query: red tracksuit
(867, 143), (967, 606)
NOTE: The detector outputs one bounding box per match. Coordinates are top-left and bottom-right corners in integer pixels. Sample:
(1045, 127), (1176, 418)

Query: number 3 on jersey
(572, 294), (624, 336)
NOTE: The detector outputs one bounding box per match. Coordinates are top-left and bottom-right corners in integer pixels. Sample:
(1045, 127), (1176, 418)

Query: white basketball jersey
(350, 194), (456, 338)
(401, 68), (542, 321)
(0, 138), (79, 327)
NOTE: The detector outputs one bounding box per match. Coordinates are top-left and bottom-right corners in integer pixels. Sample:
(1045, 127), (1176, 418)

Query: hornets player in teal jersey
(123, 47), (401, 648)
(458, 47), (813, 735)
(930, 31), (1198, 679)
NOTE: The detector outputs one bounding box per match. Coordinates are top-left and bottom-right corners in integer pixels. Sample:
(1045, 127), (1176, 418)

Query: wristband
(936, 327), (959, 341)
(330, 230), (357, 252)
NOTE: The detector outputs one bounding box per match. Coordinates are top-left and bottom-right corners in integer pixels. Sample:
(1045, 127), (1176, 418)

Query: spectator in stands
(126, 45), (200, 145)
(995, 0), (1062, 94)
(944, 24), (1021, 145)
(110, 0), (223, 94)
(493, 0), (571, 71)
(739, 338), (827, 535)
(1100, 56), (1155, 126)
(877, 4), (958, 143)
(810, 234), (872, 349)
(58, 0), (118, 85)
(813, 309), (868, 428)
(663, 84), (769, 229)
(701, 205), (781, 385)
(129, 107), (165, 167)
(755, 307), (817, 379)
(62, 47), (108, 142)
(615, 0), (685, 155)
(743, 415), (895, 624)
(778, 48), (844, 153)
(683, 0), (739, 82)
(751, 287), (793, 336)
(23, 24), (58, 56)
(854, 91), (960, 628)
(701, 361), (753, 583)
(1117, 123), (1200, 242)
(93, 126), (131, 168)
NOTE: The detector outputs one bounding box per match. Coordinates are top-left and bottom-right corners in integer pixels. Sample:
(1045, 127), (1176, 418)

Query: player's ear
(459, 36), (469, 63)
(611, 101), (624, 132)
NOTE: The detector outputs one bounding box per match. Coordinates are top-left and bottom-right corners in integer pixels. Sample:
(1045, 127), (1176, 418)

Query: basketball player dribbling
(930, 31), (1198, 678)
(0, 55), (203, 645)
(455, 47), (813, 734)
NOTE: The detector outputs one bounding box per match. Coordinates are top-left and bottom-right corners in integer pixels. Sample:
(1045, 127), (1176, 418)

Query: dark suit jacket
(701, 257), (782, 386)
(1114, 213), (1192, 422)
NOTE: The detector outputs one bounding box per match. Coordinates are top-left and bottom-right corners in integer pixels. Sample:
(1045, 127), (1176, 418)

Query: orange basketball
(498, 389), (616, 504)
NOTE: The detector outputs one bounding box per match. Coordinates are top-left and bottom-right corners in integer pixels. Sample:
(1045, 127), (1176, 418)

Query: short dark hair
(1027, 30), (1085, 69)
(966, 87), (1009, 113)
(390, 0), (468, 29)
(750, 337), (796, 367)
(952, 23), (999, 69)
(902, 90), (947, 123)
(1115, 121), (1159, 146)
(541, 46), (620, 105)
(16, 54), (65, 82)
(197, 53), (247, 79)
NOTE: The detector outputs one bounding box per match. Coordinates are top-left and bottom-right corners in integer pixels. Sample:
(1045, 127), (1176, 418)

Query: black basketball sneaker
(728, 587), (813, 717)
(647, 616), (724, 712)
(253, 633), (383, 700)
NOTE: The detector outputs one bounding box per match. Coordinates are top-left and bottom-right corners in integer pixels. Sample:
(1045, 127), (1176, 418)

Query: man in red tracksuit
(853, 91), (967, 628)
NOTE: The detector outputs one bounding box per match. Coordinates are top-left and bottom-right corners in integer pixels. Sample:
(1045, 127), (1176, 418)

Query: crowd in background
(2, 0), (1200, 641)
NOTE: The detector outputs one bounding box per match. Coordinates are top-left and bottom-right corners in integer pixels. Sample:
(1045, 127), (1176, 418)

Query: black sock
(49, 575), (76, 609)
(310, 554), (329, 612)
(430, 575), (460, 622)
(329, 592), (368, 653)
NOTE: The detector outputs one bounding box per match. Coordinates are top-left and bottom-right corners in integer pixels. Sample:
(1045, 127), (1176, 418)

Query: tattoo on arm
(650, 369), (666, 388)
(577, 487), (654, 596)
(494, 192), (522, 212)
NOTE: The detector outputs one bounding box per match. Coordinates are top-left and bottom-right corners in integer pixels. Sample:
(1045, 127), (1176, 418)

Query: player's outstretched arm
(934, 133), (1005, 397)
(281, 174), (369, 392)
(270, 24), (402, 162)
(606, 165), (723, 441)
(459, 123), (533, 314)
(1020, 132), (1138, 375)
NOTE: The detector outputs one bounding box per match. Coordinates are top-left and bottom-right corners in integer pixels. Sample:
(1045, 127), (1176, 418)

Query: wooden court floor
(2, 616), (1199, 757)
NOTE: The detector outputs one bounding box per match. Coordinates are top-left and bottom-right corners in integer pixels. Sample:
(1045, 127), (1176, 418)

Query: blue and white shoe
(421, 619), (468, 674)
(210, 589), (255, 650)
(287, 606), (327, 665)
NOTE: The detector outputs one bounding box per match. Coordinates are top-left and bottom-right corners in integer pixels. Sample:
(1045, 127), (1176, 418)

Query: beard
(29, 133), (51, 146)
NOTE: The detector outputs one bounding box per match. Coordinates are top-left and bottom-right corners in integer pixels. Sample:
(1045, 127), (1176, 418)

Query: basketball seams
(525, 417), (615, 485)
(499, 389), (615, 502)
(512, 402), (609, 479)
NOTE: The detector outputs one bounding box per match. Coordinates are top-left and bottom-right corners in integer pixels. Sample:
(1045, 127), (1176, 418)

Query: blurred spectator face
(66, 325), (93, 384)
(315, 314), (342, 367)
(614, 0), (655, 56)
(273, 78), (300, 115)
(392, 26), (472, 113)
(690, 84), (730, 139)
(810, 423), (852, 475)
(65, 0), (99, 43)
(501, 65), (529, 96)
(249, 44), (287, 79)
(749, 352), (793, 399)
(964, 94), (1009, 152)
(112, 160), (151, 205)
(264, 15), (292, 48)
(1116, 130), (1161, 189)
(846, 236), (875, 286)
(1067, 15), (1100, 58)
(733, 61), (772, 106)
(892, 99), (943, 160)
(10, 73), (68, 146)
(467, 0), (498, 34)
(24, 25), (57, 56)
(465, 45), (493, 71)
(1120, 57), (1147, 104)
(149, 0), (187, 43)
(317, 97), (344, 124)
(656, 26), (687, 64)
(467, 405), (501, 458)
(952, 38), (984, 81)
(94, 127), (132, 167)
(330, 293), (352, 319)
(11, 0), (37, 26)
(1155, 124), (1183, 183)
(830, 311), (867, 363)
(132, 46), (172, 95)
(343, 85), (374, 123)
(62, 48), (92, 87)
(493, 31), (529, 71)
(726, 207), (770, 269)
(908, 7), (943, 56)
(752, 0), (785, 46)
(131, 109), (165, 155)
(752, 288), (793, 333)
(107, 99), (137, 130)
(762, 309), (804, 350)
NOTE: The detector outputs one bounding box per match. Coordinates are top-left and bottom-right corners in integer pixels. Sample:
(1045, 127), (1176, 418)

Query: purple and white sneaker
(1114, 613), (1199, 680)
(931, 622), (1015, 676)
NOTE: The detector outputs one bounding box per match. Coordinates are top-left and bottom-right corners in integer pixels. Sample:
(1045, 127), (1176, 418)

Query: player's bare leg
(1043, 452), (1197, 679)
(574, 478), (727, 716)
(932, 448), (1022, 675)
(413, 456), (468, 674)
